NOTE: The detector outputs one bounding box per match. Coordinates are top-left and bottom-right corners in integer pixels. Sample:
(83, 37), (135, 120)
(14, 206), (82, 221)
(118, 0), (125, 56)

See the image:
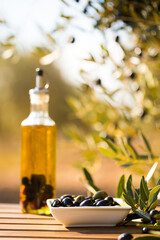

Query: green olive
(93, 190), (108, 200)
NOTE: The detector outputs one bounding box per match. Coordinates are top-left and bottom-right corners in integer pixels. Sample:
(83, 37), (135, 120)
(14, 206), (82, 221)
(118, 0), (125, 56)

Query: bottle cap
(29, 68), (48, 95)
(36, 68), (43, 76)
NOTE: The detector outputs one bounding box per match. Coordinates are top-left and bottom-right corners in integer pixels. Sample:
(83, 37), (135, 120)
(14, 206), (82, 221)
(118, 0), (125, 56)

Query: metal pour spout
(36, 68), (44, 89)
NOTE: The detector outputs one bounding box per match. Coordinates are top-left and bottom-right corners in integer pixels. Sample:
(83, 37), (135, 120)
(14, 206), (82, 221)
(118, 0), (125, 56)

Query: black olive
(93, 199), (102, 206)
(31, 174), (40, 191)
(51, 199), (61, 207)
(60, 194), (74, 202)
(149, 209), (159, 220)
(85, 196), (93, 200)
(74, 195), (85, 203)
(31, 174), (38, 184)
(38, 175), (46, 187)
(117, 233), (133, 240)
(150, 220), (156, 225)
(26, 185), (35, 202)
(142, 227), (149, 234)
(104, 196), (114, 205)
(96, 200), (110, 206)
(73, 201), (80, 206)
(44, 184), (53, 193)
(62, 197), (73, 207)
(22, 177), (29, 186)
(80, 199), (94, 206)
(112, 201), (120, 206)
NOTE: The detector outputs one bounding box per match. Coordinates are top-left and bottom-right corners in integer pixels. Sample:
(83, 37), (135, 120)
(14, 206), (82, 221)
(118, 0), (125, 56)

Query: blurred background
(0, 0), (160, 203)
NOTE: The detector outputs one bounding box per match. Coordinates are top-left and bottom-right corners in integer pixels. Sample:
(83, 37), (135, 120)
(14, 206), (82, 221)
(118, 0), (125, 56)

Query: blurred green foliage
(57, 0), (160, 181)
(0, 0), (160, 183)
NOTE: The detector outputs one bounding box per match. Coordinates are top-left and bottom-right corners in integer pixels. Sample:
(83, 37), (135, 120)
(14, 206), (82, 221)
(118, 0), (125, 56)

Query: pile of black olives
(21, 174), (53, 209)
(51, 190), (120, 207)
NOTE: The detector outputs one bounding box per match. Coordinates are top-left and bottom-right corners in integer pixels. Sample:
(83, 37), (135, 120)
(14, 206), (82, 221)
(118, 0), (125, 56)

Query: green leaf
(119, 138), (130, 157)
(101, 45), (109, 56)
(102, 137), (124, 155)
(126, 140), (139, 158)
(153, 213), (160, 220)
(116, 174), (126, 198)
(135, 188), (140, 204)
(83, 168), (94, 184)
(123, 193), (136, 210)
(134, 237), (160, 240)
(121, 163), (133, 167)
(135, 209), (150, 221)
(148, 199), (158, 211)
(141, 176), (149, 199)
(137, 222), (160, 230)
(139, 199), (146, 210)
(149, 231), (160, 236)
(156, 178), (160, 187)
(126, 175), (133, 198)
(139, 131), (153, 155)
(60, 14), (73, 20)
(140, 176), (148, 206)
(82, 168), (100, 192)
(46, 34), (56, 43)
(98, 147), (117, 158)
(148, 185), (160, 204)
(61, 0), (69, 6)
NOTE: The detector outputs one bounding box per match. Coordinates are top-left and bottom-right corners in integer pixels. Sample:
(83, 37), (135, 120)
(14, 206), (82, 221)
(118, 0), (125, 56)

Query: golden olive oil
(20, 68), (56, 215)
(20, 125), (56, 214)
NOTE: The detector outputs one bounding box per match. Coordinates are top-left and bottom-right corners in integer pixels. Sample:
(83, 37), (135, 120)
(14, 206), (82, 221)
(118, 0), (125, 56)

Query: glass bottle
(20, 68), (56, 215)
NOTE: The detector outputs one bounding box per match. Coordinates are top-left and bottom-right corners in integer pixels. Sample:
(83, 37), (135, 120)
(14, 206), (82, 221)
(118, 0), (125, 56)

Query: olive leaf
(148, 185), (160, 205)
(135, 188), (140, 204)
(141, 176), (149, 199)
(82, 168), (100, 192)
(126, 141), (139, 159)
(117, 175), (160, 221)
(126, 175), (133, 199)
(116, 174), (126, 198)
(148, 199), (158, 212)
(139, 131), (153, 155)
(123, 193), (136, 211)
(101, 137), (124, 155)
(98, 147), (118, 158)
(100, 135), (158, 174)
(135, 209), (150, 221)
(134, 236), (160, 240)
(139, 176), (148, 206)
(139, 199), (146, 210)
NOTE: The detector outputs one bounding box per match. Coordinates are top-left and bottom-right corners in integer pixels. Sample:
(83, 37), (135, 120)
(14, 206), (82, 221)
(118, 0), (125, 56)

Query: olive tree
(56, 0), (160, 182)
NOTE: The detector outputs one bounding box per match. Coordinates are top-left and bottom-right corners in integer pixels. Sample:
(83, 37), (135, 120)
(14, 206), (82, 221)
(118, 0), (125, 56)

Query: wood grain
(0, 203), (149, 240)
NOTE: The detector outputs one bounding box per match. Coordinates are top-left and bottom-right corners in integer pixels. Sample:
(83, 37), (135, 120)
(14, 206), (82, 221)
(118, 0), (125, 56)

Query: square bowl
(46, 198), (131, 227)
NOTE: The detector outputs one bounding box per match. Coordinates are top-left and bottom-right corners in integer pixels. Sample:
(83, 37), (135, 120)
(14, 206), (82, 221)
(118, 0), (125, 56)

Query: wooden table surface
(0, 203), (152, 240)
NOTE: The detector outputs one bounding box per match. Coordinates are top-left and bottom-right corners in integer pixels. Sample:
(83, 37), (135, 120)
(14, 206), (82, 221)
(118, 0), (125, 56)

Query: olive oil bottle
(20, 69), (56, 214)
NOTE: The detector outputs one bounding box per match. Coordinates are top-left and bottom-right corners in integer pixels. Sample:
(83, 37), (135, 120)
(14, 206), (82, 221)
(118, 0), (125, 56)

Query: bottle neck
(30, 102), (49, 117)
(29, 93), (49, 118)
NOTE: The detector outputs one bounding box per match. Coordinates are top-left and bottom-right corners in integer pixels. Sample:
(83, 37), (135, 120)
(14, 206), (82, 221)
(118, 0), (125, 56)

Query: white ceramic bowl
(46, 198), (131, 227)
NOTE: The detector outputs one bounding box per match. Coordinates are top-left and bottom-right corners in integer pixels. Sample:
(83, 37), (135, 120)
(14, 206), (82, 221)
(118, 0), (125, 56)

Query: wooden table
(0, 203), (150, 240)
